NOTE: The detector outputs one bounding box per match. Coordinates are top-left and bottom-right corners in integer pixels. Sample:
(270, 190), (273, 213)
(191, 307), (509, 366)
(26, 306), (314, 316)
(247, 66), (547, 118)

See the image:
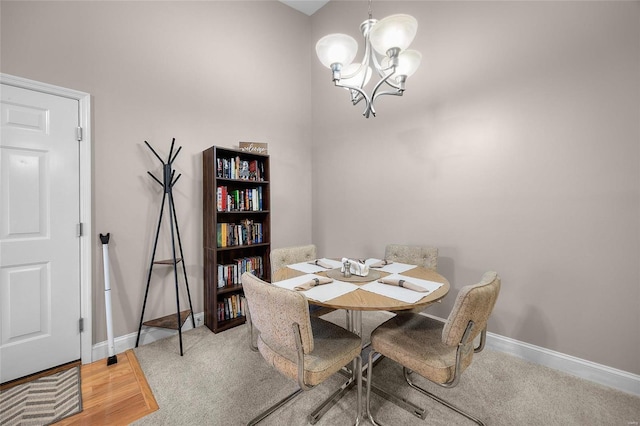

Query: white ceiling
(279, 0), (329, 16)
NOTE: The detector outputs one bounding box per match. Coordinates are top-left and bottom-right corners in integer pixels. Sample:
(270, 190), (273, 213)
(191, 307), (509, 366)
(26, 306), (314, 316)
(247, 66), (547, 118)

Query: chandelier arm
(382, 76), (402, 91)
(370, 52), (388, 78)
(364, 103), (376, 118)
(369, 50), (404, 91)
(336, 81), (371, 103)
(349, 89), (365, 106)
(340, 33), (373, 88)
(336, 80), (374, 117)
(340, 62), (368, 80)
(368, 88), (403, 118)
(358, 31), (373, 82)
(370, 67), (397, 100)
(365, 68), (405, 118)
(373, 88), (404, 103)
(339, 33), (372, 81)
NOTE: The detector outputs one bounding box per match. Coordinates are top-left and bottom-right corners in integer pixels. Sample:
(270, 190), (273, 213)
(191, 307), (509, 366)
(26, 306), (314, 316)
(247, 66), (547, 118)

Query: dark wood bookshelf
(202, 146), (271, 333)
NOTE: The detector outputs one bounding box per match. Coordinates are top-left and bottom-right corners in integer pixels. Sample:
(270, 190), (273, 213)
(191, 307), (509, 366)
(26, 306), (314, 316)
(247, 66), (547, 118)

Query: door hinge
(79, 318), (84, 332)
(76, 126), (83, 141)
(77, 223), (83, 237)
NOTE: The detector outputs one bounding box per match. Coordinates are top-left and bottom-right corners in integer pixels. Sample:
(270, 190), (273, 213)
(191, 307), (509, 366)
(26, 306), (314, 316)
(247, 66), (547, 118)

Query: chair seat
(258, 316), (362, 386)
(371, 313), (474, 384)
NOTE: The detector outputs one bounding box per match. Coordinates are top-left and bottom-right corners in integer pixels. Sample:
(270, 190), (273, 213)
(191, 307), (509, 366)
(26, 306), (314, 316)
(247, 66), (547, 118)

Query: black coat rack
(135, 138), (195, 356)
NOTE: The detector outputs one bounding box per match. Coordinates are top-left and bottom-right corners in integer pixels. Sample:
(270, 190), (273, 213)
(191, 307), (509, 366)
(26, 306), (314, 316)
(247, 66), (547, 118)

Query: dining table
(271, 258), (450, 423)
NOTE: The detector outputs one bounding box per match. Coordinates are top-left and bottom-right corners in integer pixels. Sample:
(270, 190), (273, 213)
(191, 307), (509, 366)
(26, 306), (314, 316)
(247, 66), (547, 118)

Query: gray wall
(1, 0), (314, 344)
(2, 1), (639, 375)
(311, 1), (639, 374)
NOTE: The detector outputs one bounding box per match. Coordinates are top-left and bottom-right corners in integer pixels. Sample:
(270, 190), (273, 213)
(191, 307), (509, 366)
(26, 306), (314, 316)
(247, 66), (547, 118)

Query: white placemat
(286, 258), (344, 274)
(272, 273), (359, 302)
(365, 258), (417, 274)
(360, 273), (443, 304)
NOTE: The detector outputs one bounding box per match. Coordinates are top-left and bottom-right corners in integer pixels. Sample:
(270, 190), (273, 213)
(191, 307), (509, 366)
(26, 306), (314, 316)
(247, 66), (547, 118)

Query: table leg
(309, 310), (426, 423)
(350, 309), (362, 336)
(308, 310), (362, 423)
(355, 311), (426, 419)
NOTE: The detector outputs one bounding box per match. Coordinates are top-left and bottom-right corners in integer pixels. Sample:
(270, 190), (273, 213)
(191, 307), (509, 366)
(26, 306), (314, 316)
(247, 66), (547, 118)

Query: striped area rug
(0, 366), (82, 425)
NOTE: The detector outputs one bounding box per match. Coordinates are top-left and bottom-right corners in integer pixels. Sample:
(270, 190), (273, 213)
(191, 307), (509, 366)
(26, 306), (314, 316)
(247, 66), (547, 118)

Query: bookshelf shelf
(216, 284), (243, 295)
(215, 242), (270, 252)
(217, 210), (270, 215)
(202, 146), (271, 333)
(216, 177), (270, 184)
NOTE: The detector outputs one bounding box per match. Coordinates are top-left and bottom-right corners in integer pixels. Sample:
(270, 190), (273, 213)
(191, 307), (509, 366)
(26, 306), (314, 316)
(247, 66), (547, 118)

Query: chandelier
(315, 1), (421, 118)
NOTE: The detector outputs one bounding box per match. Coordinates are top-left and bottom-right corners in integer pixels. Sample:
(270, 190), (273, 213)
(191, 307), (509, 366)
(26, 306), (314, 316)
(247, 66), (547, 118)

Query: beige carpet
(133, 311), (640, 425)
(0, 366), (82, 426)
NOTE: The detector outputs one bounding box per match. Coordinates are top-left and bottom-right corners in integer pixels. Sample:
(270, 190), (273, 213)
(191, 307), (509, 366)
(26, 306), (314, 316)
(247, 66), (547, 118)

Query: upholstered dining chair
(384, 244), (438, 270)
(270, 244), (317, 276)
(365, 271), (501, 426)
(241, 272), (363, 425)
(270, 244), (336, 317)
(383, 244), (439, 315)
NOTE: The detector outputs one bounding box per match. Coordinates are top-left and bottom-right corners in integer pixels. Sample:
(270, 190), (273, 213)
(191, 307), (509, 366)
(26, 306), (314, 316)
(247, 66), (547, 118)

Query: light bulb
(315, 34), (358, 69)
(369, 14), (418, 56)
(395, 49), (421, 79)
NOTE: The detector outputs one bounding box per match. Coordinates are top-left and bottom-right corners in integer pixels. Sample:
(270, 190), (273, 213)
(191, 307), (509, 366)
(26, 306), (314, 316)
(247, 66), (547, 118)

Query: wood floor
(53, 349), (158, 425)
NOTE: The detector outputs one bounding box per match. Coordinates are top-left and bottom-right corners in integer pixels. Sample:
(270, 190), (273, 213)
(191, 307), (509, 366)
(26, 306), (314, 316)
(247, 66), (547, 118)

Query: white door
(0, 84), (81, 383)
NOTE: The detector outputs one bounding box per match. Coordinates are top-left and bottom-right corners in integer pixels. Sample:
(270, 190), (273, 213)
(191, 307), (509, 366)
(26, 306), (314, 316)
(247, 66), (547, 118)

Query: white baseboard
(91, 311), (205, 361)
(91, 311), (640, 397)
(486, 331), (640, 397)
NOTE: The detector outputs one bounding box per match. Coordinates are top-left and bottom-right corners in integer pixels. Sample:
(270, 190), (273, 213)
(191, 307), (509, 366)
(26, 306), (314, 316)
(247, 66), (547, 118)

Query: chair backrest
(384, 244), (438, 270)
(442, 271), (501, 347)
(241, 272), (314, 354)
(270, 244), (317, 277)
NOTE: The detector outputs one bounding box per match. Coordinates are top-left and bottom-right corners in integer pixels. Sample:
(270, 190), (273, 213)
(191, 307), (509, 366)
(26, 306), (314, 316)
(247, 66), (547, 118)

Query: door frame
(1, 73), (93, 365)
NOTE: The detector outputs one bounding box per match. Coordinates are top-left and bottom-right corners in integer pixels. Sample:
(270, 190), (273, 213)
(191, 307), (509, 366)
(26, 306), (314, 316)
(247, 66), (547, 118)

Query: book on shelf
(217, 294), (246, 321)
(216, 156), (265, 181)
(216, 220), (263, 248)
(216, 186), (263, 212)
(217, 256), (264, 288)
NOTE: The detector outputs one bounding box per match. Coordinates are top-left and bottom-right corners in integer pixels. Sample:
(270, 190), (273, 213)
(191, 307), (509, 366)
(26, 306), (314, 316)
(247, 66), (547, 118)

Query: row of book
(217, 221), (264, 248)
(217, 255), (264, 287)
(217, 294), (246, 322)
(217, 186), (264, 212)
(216, 156), (265, 181)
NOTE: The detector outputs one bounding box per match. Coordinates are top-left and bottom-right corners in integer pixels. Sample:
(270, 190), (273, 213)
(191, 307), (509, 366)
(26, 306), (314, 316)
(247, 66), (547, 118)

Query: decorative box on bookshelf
(202, 146), (271, 333)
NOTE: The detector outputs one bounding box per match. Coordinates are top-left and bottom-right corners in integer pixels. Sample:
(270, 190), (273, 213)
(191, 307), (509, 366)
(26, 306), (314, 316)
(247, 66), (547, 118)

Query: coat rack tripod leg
(168, 188), (185, 356)
(135, 190), (167, 349)
(169, 189), (196, 330)
(135, 138), (195, 356)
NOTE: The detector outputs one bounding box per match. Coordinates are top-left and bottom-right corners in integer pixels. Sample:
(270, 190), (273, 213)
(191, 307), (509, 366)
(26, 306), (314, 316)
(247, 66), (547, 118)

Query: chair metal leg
(308, 310), (365, 424)
(404, 369), (486, 426)
(365, 350), (384, 426)
(308, 369), (358, 424)
(247, 388), (303, 426)
(354, 355), (364, 426)
(369, 383), (427, 419)
(364, 351), (426, 422)
(309, 355), (365, 425)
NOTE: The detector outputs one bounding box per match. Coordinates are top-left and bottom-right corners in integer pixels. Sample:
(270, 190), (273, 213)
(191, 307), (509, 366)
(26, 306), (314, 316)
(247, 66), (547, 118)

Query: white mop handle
(100, 233), (115, 358)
